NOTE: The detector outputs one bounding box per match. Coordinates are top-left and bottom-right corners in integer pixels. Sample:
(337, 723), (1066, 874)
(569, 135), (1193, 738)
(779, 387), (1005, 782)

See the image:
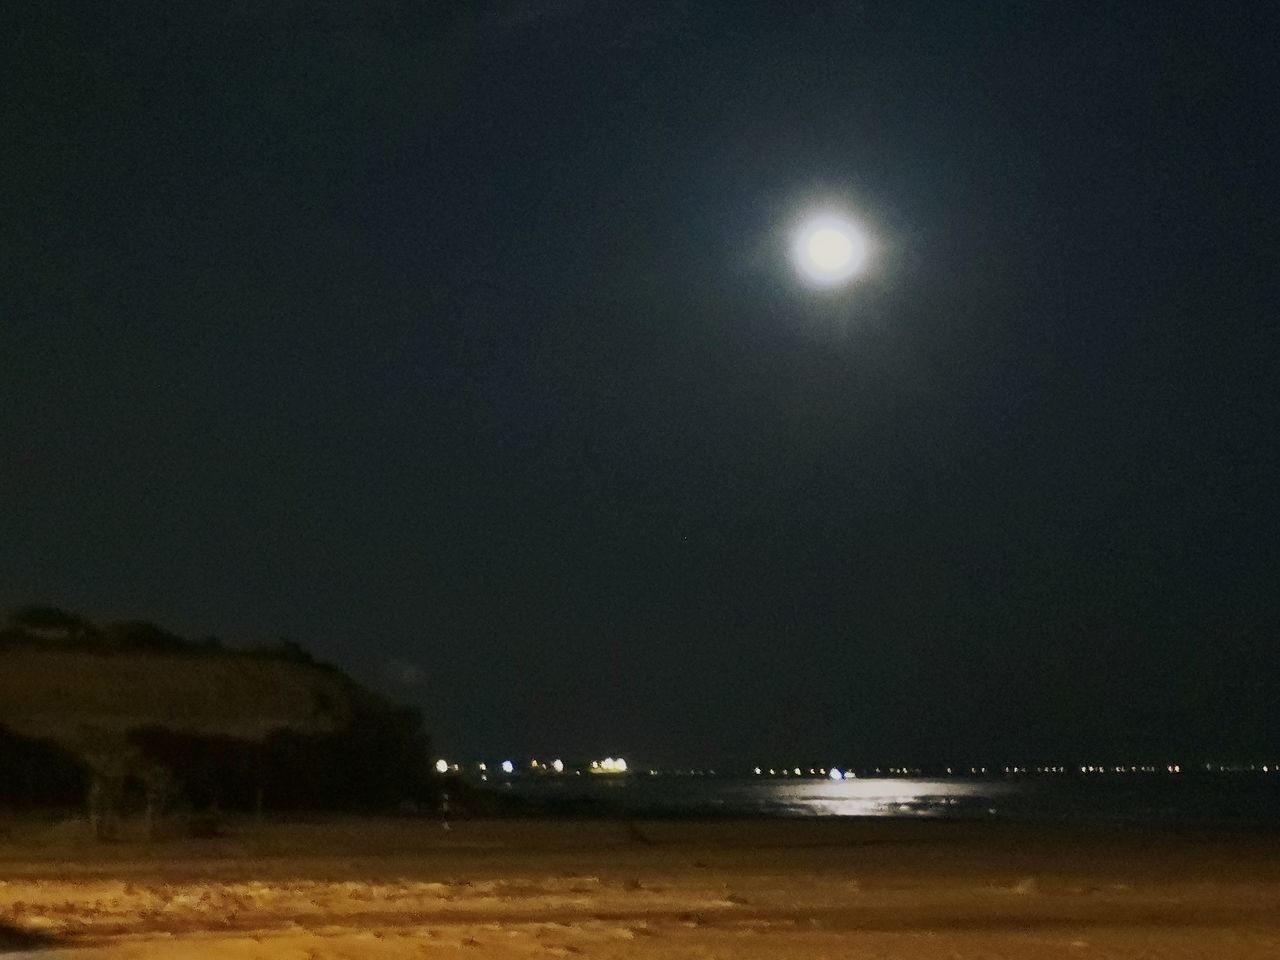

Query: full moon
(793, 214), (869, 287)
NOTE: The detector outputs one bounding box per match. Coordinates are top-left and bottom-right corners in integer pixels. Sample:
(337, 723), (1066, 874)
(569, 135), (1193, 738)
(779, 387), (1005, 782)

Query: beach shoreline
(2, 816), (1279, 957)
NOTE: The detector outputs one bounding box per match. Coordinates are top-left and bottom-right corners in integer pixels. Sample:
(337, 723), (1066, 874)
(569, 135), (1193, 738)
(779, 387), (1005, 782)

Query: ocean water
(499, 773), (1280, 825)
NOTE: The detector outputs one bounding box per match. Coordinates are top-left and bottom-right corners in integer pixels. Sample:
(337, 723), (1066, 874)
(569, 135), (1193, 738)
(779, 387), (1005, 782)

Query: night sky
(4, 2), (1277, 765)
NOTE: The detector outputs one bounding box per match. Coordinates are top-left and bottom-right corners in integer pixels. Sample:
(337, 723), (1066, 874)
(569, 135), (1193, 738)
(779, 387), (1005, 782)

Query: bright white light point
(501, 759), (515, 774)
(434, 759), (448, 774)
(809, 230), (851, 268)
(793, 214), (868, 286)
(829, 767), (843, 781)
(552, 758), (564, 773)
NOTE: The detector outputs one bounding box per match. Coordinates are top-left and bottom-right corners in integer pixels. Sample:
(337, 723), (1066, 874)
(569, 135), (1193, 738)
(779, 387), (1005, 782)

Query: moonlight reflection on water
(746, 778), (1007, 817)
(506, 775), (1015, 819)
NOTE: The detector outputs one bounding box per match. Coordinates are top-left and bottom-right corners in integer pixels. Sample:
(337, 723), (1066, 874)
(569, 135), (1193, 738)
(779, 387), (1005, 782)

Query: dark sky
(3, 1), (1277, 765)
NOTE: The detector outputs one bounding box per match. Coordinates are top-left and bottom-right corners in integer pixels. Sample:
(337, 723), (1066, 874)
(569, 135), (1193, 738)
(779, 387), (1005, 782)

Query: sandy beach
(2, 816), (1279, 958)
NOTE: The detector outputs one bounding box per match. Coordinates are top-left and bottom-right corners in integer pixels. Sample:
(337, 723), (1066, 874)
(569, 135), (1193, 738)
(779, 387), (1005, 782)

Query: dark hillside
(0, 607), (433, 813)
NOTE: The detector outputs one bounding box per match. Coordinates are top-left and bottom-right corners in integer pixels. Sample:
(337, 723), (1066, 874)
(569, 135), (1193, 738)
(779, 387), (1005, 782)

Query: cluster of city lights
(753, 766), (855, 780)
(432, 757), (626, 777)
(433, 759), (1279, 780)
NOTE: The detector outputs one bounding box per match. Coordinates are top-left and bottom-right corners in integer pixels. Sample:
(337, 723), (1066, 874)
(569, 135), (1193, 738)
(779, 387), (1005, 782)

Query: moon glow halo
(793, 214), (868, 287)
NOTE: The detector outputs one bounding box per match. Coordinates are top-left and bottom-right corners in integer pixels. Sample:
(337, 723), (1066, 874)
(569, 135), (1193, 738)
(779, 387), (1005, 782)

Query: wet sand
(2, 817), (1279, 958)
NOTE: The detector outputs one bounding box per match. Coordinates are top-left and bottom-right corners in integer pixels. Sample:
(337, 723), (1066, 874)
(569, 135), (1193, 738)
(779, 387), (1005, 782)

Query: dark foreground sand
(2, 816), (1279, 958)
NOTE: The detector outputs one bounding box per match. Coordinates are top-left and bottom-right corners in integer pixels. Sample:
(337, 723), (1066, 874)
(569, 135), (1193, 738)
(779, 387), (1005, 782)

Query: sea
(497, 771), (1280, 826)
